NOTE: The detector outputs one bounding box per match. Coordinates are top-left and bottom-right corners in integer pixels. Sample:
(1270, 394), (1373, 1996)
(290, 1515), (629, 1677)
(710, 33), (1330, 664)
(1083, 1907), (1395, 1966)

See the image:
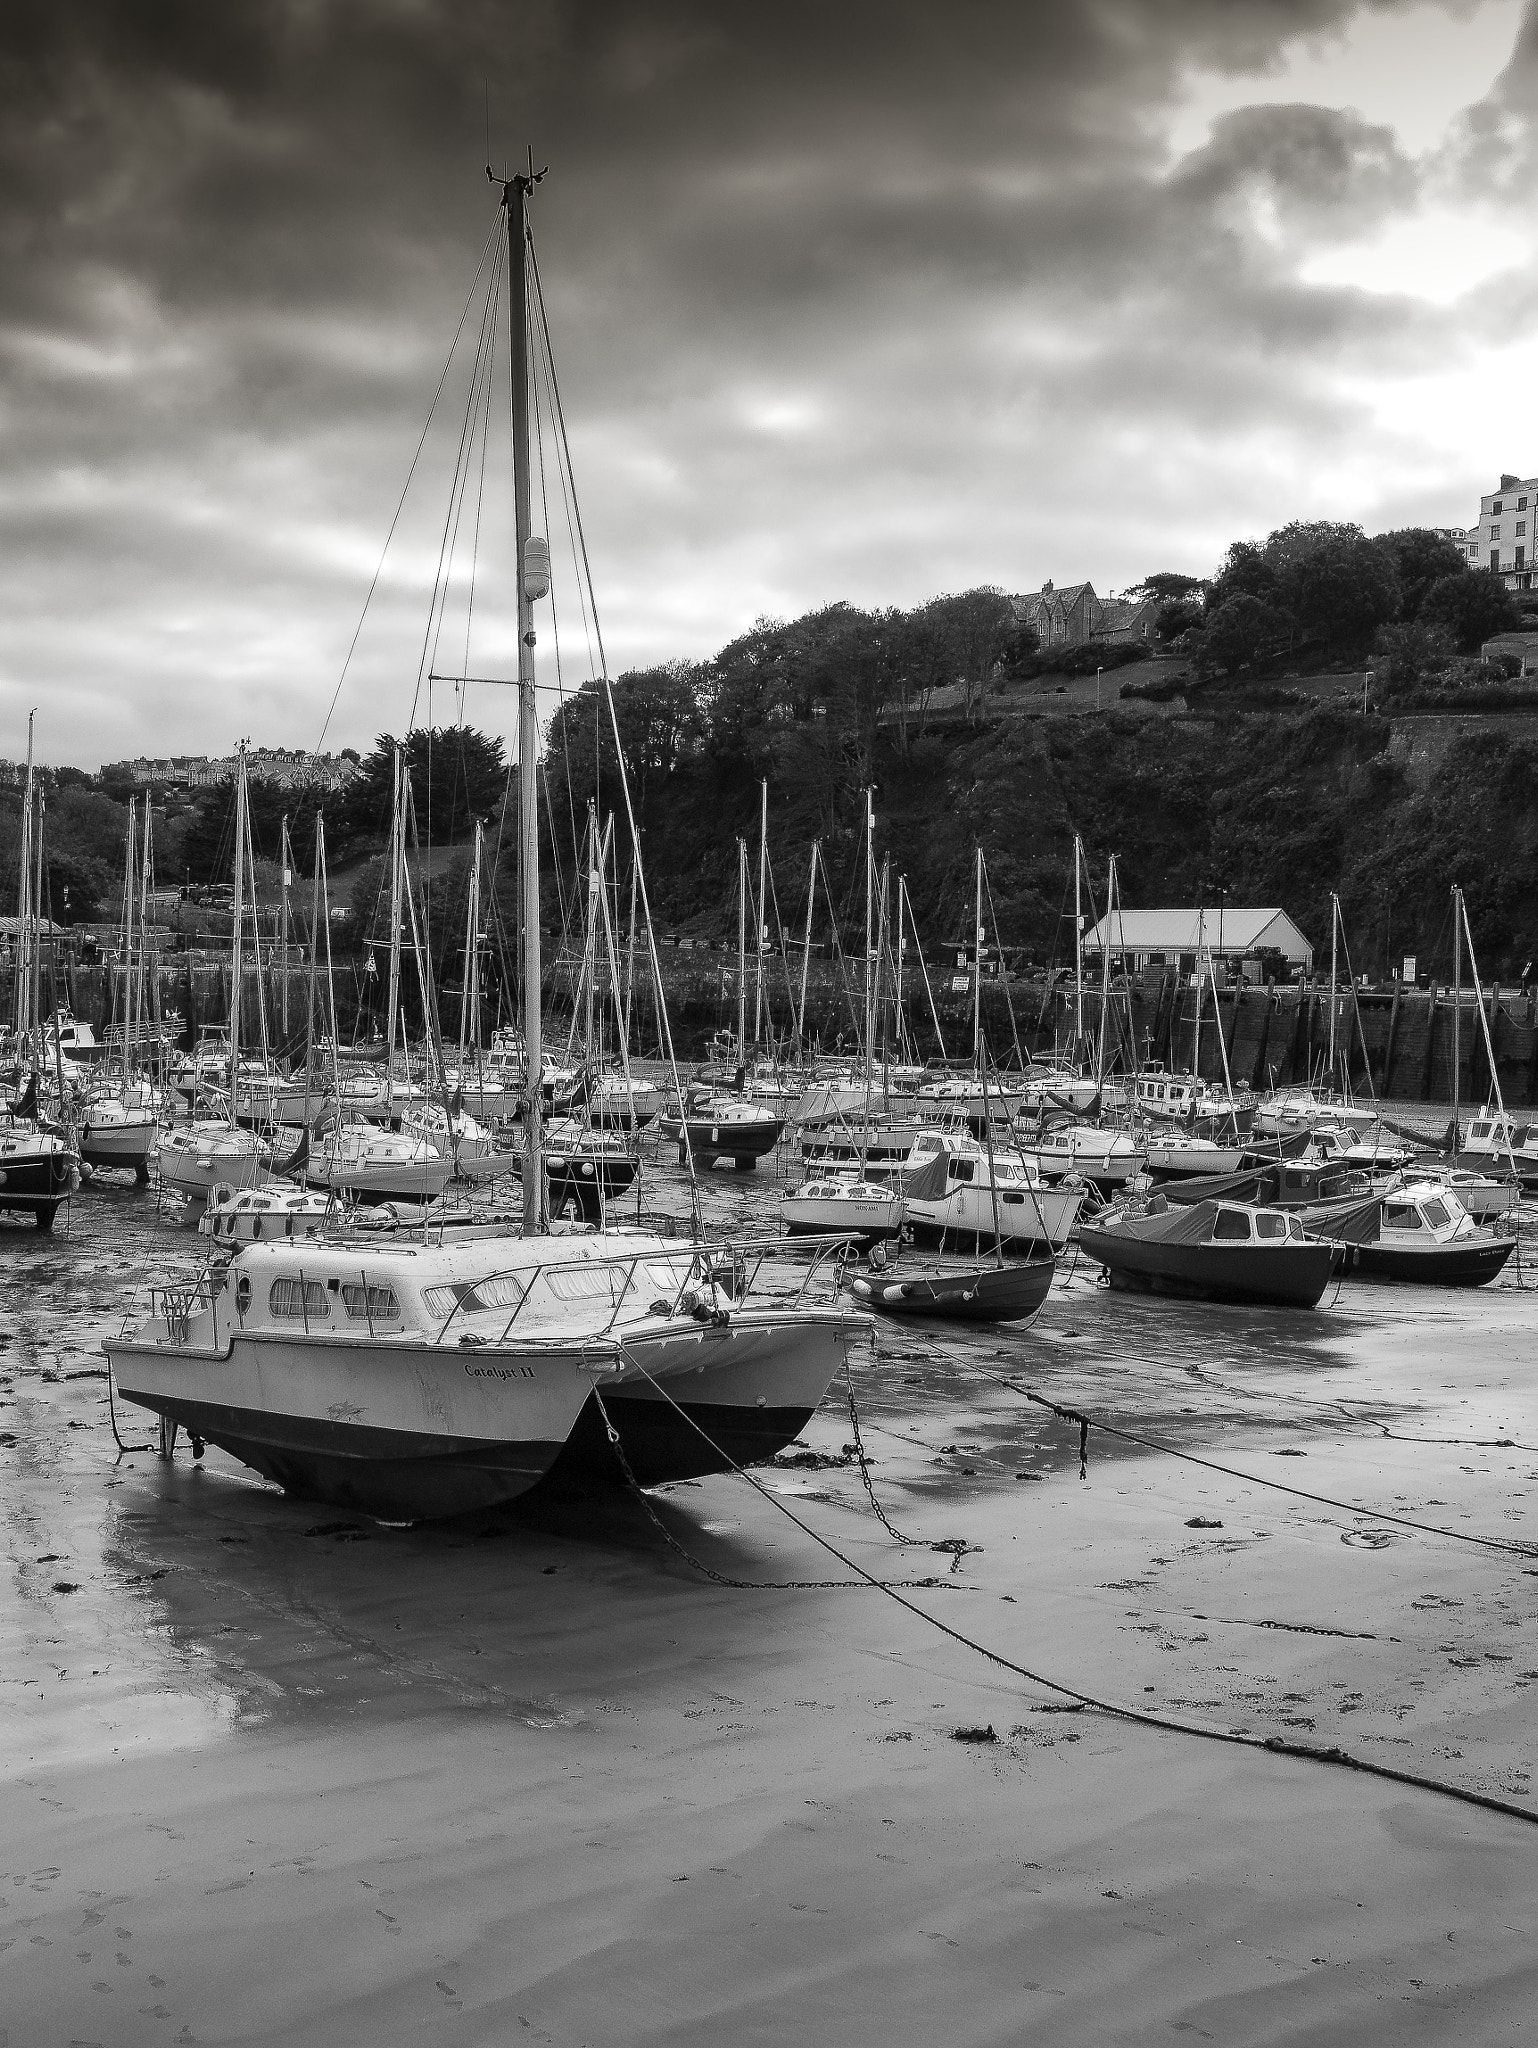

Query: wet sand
(4, 1170), (1538, 2044)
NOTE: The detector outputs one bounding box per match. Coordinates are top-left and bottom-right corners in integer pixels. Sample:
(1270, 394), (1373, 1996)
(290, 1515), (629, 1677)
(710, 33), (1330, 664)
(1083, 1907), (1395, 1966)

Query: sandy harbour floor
(3, 1176), (1538, 2045)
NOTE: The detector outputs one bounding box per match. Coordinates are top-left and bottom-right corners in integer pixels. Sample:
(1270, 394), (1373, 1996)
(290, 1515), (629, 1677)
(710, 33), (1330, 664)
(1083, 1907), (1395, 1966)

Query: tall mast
(1452, 882), (1461, 1144)
(120, 796), (137, 1074)
(583, 799), (599, 1062)
(864, 791), (876, 1086)
(1193, 906), (1204, 1079)
(229, 745), (247, 1125)
(1095, 854), (1116, 1088)
(14, 713), (33, 1046)
(462, 819), (483, 1063)
(135, 797), (153, 1080)
(896, 872), (909, 1064)
(736, 837), (748, 1065)
(279, 814), (291, 1040)
(1073, 833), (1084, 1058)
(754, 777), (768, 1046)
(499, 162), (547, 1235)
(1328, 890), (1339, 1087)
(384, 744), (403, 1120)
(797, 841), (817, 1058)
(970, 846), (984, 1070)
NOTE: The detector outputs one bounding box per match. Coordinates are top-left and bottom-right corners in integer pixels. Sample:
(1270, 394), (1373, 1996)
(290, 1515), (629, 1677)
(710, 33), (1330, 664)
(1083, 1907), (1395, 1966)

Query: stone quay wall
(5, 947), (1534, 1107)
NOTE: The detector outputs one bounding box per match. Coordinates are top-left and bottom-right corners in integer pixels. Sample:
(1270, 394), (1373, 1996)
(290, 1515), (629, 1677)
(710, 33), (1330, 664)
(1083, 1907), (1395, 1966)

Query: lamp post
(1095, 664), (1103, 711)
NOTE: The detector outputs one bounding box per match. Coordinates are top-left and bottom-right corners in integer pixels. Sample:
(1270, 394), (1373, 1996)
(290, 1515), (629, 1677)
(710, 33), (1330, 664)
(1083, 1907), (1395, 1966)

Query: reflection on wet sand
(3, 1167), (1538, 2043)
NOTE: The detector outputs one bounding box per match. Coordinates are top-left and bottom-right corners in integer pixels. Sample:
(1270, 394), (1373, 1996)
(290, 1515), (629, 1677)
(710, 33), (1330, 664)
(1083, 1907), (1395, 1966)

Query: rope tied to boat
(597, 1358), (1538, 1832)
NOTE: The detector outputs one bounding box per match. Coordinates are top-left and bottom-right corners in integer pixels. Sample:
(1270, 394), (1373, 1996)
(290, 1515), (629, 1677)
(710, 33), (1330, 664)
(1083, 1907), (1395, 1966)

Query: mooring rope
(953, 1356), (1538, 1559)
(601, 1349), (1538, 1830)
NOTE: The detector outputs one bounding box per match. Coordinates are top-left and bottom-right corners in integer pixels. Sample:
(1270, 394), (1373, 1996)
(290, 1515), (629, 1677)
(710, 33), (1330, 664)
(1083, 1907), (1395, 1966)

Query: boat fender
(0, 1170), (7, 1188)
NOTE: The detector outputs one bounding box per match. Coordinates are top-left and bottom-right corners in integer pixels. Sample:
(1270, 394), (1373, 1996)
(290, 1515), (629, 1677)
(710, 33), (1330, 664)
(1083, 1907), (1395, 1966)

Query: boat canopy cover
(1296, 1195), (1384, 1245)
(1097, 1200), (1231, 1246)
(903, 1151), (956, 1202)
(1162, 1168), (1275, 1207)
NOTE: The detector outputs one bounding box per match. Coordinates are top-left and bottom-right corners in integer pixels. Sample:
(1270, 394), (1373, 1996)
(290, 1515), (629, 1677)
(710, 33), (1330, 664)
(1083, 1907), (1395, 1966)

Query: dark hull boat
(0, 1125), (79, 1229)
(847, 1255), (1054, 1323)
(1302, 1185), (1516, 1289)
(1080, 1199), (1334, 1309)
(1342, 1237), (1515, 1286)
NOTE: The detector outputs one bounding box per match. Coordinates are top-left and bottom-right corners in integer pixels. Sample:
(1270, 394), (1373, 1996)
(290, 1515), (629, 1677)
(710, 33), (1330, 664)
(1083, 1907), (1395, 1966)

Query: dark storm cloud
(0, 1), (1524, 761)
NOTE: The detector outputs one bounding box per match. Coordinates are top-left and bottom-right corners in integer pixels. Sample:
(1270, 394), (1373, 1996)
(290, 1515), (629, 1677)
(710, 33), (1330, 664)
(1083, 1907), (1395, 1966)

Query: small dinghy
(846, 1254), (1054, 1324)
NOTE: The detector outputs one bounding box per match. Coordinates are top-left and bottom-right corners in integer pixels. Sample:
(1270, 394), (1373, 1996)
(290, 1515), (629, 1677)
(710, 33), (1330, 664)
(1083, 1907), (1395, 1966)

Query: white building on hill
(1084, 906), (1314, 980)
(1460, 473), (1538, 591)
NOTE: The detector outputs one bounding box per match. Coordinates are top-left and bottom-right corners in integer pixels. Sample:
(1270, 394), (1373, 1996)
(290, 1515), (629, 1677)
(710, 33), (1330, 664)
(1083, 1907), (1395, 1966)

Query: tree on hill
(1262, 520), (1400, 653)
(1420, 568), (1521, 653)
(1129, 571), (1206, 604)
(1372, 527), (1470, 619)
(1195, 593), (1293, 678)
(338, 728), (509, 848)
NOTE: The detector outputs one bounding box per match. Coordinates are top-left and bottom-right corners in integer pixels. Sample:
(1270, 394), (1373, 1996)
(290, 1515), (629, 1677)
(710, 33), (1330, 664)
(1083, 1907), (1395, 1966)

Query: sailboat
(155, 749), (275, 1208)
(783, 789), (904, 1240)
(0, 717), (81, 1229)
(77, 795), (161, 1180)
(107, 165), (865, 1515)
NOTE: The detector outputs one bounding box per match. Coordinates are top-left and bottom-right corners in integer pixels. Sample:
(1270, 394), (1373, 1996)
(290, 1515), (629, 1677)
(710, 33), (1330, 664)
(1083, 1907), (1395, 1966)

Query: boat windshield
(1212, 1209), (1251, 1241)
(1383, 1203), (1423, 1230)
(1421, 1199), (1451, 1229)
(1255, 1214), (1286, 1239)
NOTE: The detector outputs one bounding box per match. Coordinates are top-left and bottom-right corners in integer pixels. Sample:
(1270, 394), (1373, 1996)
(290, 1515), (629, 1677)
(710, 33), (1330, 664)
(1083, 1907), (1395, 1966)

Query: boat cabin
(1208, 1203), (1311, 1244)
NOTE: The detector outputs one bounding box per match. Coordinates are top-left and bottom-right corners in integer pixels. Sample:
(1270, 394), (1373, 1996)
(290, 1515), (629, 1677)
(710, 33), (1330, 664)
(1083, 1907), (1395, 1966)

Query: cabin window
(1286, 1216), (1307, 1242)
(950, 1159), (975, 1182)
(544, 1266), (626, 1303)
(461, 1274), (530, 1311)
(1421, 1200), (1450, 1229)
(341, 1283), (400, 1322)
(1212, 1210), (1252, 1241)
(1255, 1214), (1286, 1239)
(269, 1278), (330, 1319)
(1472, 1123), (1490, 1140)
(1383, 1203), (1423, 1230)
(421, 1284), (464, 1318)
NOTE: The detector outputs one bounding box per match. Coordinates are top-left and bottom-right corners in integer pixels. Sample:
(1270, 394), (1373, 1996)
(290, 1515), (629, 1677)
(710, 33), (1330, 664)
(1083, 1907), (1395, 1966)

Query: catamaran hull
(535, 1313), (862, 1491)
(105, 1332), (599, 1520)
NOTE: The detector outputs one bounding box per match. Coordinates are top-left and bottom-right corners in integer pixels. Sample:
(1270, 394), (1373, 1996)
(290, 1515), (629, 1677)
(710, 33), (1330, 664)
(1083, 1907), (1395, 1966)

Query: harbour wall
(7, 948), (1536, 1107)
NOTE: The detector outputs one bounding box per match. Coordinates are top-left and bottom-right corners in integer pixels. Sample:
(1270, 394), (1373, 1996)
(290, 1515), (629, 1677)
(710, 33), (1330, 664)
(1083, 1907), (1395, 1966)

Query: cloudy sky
(3, 0), (1537, 768)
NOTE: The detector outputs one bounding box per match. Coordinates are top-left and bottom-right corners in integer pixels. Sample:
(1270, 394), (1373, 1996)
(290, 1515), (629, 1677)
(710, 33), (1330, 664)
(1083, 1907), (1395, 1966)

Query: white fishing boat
(1460, 1110), (1538, 1186)
(200, 1183), (337, 1245)
(77, 1093), (159, 1179)
(782, 1176), (905, 1241)
(307, 1122), (453, 1205)
(1399, 1161), (1520, 1223)
(156, 1120), (275, 1204)
(107, 165), (866, 1519)
(1142, 1132), (1248, 1180)
(403, 1101), (521, 1183)
(1010, 1120), (1145, 1189)
(902, 1128), (1083, 1253)
(1299, 1121), (1415, 1174)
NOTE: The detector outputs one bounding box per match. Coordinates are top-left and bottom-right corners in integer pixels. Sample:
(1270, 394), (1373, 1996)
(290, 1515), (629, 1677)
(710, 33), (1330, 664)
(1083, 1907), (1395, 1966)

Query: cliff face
(692, 698), (1538, 983)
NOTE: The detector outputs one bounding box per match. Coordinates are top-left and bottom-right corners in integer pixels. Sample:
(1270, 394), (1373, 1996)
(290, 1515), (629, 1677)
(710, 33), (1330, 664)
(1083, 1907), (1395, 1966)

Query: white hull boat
(105, 1233), (866, 1516)
(307, 1125), (454, 1204)
(782, 1177), (905, 1240)
(156, 1122), (274, 1206)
